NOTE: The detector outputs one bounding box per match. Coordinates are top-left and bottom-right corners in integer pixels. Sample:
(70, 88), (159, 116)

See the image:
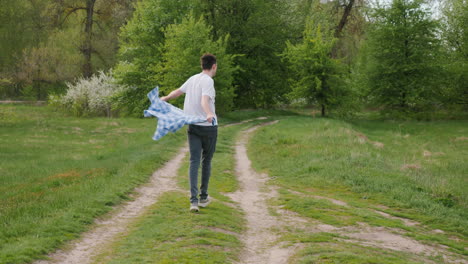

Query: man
(160, 53), (218, 212)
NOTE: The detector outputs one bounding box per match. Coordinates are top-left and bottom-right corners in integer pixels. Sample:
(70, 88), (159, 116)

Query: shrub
(49, 71), (127, 117)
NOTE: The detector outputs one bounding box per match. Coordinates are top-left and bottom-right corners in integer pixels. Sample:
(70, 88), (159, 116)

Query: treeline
(0, 0), (466, 116)
(0, 0), (134, 99)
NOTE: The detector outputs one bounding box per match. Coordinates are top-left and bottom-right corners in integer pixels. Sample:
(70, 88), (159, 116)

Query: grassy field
(0, 105), (186, 263)
(1, 104), (466, 263)
(249, 115), (468, 261)
(92, 121), (273, 263)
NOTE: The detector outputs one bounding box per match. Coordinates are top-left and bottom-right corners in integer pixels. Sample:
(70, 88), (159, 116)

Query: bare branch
(60, 6), (87, 26)
(335, 0), (355, 37)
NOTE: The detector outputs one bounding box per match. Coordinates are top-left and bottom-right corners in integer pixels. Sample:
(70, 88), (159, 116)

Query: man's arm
(160, 89), (184, 101)
(201, 95), (214, 123)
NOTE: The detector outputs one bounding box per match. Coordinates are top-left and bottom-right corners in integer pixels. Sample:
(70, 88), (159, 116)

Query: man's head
(201, 53), (217, 76)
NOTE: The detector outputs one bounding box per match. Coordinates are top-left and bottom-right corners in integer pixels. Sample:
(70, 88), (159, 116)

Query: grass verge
(0, 105), (185, 263)
(249, 115), (467, 261)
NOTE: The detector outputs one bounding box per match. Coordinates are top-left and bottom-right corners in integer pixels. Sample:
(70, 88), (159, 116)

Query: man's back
(180, 73), (217, 126)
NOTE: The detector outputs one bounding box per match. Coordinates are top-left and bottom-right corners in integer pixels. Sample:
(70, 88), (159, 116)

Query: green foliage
(364, 0), (442, 111)
(114, 1), (238, 116)
(441, 0), (468, 109)
(155, 15), (237, 113)
(113, 0), (194, 116)
(1, 0), (135, 100)
(0, 0), (49, 75)
(196, 0), (290, 108)
(281, 21), (348, 116)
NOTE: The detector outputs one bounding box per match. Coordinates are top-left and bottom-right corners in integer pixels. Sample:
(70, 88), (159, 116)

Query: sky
(320, 0), (444, 19)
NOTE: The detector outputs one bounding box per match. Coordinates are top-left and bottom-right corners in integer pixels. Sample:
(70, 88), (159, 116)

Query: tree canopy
(0, 0), (466, 116)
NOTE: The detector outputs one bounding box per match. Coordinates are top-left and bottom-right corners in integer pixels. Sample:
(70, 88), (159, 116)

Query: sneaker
(190, 203), (199, 212)
(199, 197), (211, 208)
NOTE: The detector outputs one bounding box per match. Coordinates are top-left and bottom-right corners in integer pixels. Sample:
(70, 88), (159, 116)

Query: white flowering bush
(50, 71), (127, 117)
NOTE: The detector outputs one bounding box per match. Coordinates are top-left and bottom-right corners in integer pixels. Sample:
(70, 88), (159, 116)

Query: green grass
(93, 192), (243, 264)
(296, 241), (429, 264)
(93, 118), (274, 263)
(284, 230), (429, 263)
(0, 105), (185, 263)
(2, 104), (467, 263)
(249, 116), (468, 260)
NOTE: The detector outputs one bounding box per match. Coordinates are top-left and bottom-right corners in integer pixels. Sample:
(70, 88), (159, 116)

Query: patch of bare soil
(287, 189), (349, 207)
(227, 121), (301, 264)
(373, 210), (419, 227)
(423, 150), (445, 157)
(401, 163), (422, 170)
(0, 100), (46, 105)
(223, 116), (269, 127)
(356, 133), (384, 148)
(277, 204), (466, 263)
(343, 224), (438, 255)
(278, 206), (466, 263)
(34, 147), (188, 264)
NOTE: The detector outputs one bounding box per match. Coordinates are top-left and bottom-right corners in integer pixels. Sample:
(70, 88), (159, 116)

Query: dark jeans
(187, 124), (217, 203)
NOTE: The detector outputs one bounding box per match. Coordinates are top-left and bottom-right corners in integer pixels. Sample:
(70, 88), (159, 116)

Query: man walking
(161, 53), (218, 212)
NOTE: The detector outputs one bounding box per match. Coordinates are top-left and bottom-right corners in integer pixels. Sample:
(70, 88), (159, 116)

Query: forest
(0, 0), (466, 117)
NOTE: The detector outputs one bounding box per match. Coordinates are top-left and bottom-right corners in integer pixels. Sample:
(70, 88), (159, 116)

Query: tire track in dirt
(275, 195), (467, 262)
(227, 121), (467, 264)
(227, 121), (299, 264)
(35, 147), (188, 264)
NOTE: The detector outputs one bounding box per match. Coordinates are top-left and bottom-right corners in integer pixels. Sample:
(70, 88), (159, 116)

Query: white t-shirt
(179, 72), (217, 126)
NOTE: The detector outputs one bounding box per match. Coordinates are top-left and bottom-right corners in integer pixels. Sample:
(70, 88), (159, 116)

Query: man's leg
(188, 126), (202, 204)
(200, 126), (217, 201)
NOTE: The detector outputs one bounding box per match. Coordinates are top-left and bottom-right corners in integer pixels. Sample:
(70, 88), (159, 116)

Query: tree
(441, 0), (468, 108)
(0, 0), (135, 99)
(49, 0), (135, 77)
(15, 31), (82, 99)
(281, 22), (346, 116)
(156, 15), (237, 113)
(0, 0), (50, 88)
(113, 0), (194, 115)
(198, 0), (290, 108)
(364, 0), (441, 111)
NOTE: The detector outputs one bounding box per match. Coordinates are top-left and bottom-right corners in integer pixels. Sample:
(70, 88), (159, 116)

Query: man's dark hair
(201, 53), (216, 70)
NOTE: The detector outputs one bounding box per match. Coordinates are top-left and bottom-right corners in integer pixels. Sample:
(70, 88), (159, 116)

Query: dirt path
(33, 118), (265, 264)
(35, 147), (188, 264)
(227, 121), (299, 264)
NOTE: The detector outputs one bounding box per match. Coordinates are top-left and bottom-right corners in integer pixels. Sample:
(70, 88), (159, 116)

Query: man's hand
(160, 96), (168, 102)
(206, 113), (215, 124)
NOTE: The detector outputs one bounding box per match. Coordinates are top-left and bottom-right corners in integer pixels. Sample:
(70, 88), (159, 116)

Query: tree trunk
(335, 0), (355, 38)
(331, 0), (355, 58)
(401, 91), (406, 108)
(82, 0), (96, 78)
(35, 67), (41, 100)
(34, 81), (41, 100)
(321, 104), (326, 117)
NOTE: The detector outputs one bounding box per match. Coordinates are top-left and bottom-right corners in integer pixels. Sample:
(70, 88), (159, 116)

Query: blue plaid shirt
(144, 87), (212, 140)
